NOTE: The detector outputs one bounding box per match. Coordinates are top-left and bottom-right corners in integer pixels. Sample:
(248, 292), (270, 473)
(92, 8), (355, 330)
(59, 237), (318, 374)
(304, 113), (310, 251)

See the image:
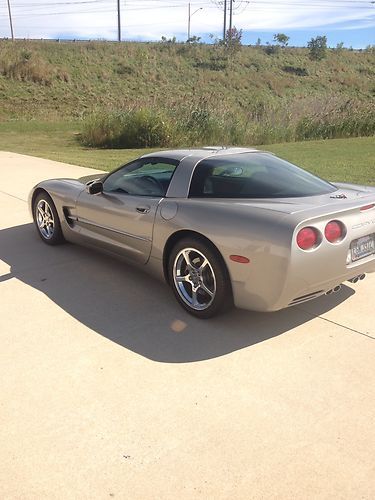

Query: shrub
(335, 42), (345, 53)
(225, 27), (243, 54)
(81, 109), (173, 148)
(193, 57), (228, 71)
(273, 33), (290, 47)
(282, 65), (309, 76)
(115, 63), (133, 75)
(81, 112), (125, 148)
(308, 36), (327, 61)
(186, 36), (201, 45)
(180, 106), (223, 144)
(160, 36), (176, 44)
(264, 44), (280, 55)
(121, 108), (173, 147)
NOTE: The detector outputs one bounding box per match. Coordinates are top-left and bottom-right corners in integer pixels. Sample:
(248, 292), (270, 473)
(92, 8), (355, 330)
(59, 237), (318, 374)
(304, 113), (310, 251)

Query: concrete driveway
(1, 151), (374, 499)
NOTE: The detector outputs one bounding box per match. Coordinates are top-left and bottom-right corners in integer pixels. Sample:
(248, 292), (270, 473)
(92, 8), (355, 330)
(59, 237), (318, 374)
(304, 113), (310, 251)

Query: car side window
(103, 158), (179, 197)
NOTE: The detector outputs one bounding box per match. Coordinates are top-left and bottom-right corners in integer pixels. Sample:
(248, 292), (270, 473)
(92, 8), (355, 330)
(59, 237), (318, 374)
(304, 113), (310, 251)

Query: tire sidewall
(168, 237), (232, 319)
(33, 192), (64, 245)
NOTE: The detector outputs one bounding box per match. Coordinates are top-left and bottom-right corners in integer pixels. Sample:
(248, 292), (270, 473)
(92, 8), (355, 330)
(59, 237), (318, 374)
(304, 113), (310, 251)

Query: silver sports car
(29, 147), (375, 318)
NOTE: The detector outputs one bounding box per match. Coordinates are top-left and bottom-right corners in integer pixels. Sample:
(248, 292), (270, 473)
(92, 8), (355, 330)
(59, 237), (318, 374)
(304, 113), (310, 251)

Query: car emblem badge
(330, 193), (347, 199)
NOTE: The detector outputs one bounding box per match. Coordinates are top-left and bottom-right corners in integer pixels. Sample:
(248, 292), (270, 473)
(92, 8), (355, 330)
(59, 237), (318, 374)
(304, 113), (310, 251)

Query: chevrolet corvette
(29, 147), (375, 318)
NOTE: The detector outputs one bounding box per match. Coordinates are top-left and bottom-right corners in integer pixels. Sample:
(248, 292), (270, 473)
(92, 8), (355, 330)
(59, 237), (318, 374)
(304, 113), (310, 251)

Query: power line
(7, 0), (374, 8)
(3, 0), (373, 14)
(0, 0), (373, 41)
(0, 2), (211, 18)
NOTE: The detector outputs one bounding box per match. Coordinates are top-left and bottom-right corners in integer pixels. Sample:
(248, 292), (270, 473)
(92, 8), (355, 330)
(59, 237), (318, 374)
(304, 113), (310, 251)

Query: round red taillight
(325, 221), (343, 243)
(296, 227), (318, 250)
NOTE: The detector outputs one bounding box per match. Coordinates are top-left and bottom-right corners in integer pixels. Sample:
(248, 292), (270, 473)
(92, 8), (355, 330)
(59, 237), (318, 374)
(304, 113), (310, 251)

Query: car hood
(77, 173), (106, 184)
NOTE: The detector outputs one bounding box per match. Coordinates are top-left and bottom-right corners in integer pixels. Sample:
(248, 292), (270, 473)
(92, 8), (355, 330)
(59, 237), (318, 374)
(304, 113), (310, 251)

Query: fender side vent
(63, 207), (77, 227)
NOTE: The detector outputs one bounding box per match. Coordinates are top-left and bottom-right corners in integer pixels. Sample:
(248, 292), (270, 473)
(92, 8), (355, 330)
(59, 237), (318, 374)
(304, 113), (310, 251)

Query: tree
(273, 33), (289, 47)
(225, 27), (242, 52)
(335, 41), (344, 52)
(160, 35), (176, 44)
(186, 35), (201, 44)
(307, 35), (327, 60)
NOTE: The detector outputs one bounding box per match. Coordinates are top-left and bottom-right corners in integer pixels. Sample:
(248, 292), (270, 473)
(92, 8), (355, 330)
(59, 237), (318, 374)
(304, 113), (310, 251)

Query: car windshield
(189, 153), (337, 198)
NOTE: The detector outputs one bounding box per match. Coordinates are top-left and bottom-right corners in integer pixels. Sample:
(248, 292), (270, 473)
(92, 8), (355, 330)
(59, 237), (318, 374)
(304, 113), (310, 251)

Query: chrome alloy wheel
(36, 199), (55, 239)
(173, 247), (217, 311)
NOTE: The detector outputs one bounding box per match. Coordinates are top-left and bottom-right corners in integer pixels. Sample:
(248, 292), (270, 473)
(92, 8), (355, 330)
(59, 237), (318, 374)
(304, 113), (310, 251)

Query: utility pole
(223, 0), (227, 41)
(229, 0), (233, 32)
(187, 3), (203, 42)
(188, 2), (191, 41)
(6, 0), (14, 41)
(117, 0), (121, 41)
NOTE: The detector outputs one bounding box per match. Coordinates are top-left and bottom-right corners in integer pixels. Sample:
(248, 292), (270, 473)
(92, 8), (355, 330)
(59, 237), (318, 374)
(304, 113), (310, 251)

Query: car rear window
(189, 153), (337, 198)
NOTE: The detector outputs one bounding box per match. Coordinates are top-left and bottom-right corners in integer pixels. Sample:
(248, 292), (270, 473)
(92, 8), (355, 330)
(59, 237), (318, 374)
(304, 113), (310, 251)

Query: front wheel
(168, 237), (232, 319)
(33, 192), (65, 245)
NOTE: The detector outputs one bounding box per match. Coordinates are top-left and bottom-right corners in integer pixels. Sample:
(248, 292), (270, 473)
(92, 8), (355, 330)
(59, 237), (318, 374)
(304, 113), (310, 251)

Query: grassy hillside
(0, 39), (374, 121)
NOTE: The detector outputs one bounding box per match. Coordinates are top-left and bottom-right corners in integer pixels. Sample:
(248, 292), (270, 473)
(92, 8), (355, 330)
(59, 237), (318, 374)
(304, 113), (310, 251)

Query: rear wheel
(33, 192), (64, 245)
(168, 237), (232, 318)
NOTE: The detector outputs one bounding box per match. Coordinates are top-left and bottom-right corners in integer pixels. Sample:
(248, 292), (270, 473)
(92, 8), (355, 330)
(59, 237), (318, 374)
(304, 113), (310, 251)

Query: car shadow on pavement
(0, 223), (355, 363)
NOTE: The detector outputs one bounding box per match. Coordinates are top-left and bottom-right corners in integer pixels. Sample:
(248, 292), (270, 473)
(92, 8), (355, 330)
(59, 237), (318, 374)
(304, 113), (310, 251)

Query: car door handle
(136, 206), (151, 214)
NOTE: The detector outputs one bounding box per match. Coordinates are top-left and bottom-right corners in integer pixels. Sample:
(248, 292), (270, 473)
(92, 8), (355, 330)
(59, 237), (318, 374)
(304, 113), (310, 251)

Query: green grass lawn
(0, 121), (374, 185)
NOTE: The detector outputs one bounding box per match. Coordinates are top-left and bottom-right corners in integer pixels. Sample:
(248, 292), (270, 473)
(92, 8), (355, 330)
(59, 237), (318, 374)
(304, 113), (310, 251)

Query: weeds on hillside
(296, 110), (374, 140)
(82, 108), (173, 148)
(0, 43), (69, 85)
(80, 97), (374, 149)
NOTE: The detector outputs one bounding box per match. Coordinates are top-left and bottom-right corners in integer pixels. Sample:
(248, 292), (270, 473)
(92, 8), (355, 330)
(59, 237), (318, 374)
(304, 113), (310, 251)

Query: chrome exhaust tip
(333, 285), (342, 293)
(348, 274), (366, 284)
(326, 289), (333, 295)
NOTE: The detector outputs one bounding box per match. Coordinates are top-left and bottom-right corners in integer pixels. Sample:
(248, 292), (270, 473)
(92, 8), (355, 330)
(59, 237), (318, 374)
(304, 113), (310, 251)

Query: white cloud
(0, 0), (374, 41)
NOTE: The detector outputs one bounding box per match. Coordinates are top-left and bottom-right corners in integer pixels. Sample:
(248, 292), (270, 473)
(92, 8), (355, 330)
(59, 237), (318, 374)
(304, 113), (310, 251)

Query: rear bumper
(232, 254), (375, 312)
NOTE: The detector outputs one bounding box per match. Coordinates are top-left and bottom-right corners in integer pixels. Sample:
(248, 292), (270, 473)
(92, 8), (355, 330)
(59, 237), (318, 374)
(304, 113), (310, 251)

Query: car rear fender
(151, 199), (297, 303)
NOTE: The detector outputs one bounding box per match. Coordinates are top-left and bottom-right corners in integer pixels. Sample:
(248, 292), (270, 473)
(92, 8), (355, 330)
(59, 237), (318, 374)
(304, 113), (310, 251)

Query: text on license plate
(351, 234), (375, 262)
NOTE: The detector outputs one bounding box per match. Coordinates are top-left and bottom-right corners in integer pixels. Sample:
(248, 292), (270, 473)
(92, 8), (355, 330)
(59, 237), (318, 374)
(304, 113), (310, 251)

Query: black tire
(33, 192), (65, 246)
(168, 236), (232, 319)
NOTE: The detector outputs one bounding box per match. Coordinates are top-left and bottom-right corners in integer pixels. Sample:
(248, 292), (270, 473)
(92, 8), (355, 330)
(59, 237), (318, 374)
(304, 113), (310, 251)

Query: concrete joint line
(297, 306), (375, 340)
(0, 190), (27, 203)
(318, 316), (375, 340)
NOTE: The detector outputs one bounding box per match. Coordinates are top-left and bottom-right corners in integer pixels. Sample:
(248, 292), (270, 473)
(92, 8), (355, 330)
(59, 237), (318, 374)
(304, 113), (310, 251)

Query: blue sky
(0, 0), (374, 48)
(232, 26), (375, 48)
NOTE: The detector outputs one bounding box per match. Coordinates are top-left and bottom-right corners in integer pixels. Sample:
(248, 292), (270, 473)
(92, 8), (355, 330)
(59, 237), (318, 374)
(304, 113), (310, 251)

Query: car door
(76, 157), (179, 264)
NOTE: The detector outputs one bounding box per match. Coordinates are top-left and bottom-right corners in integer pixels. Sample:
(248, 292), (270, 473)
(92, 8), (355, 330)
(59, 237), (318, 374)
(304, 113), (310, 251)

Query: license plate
(351, 234), (375, 262)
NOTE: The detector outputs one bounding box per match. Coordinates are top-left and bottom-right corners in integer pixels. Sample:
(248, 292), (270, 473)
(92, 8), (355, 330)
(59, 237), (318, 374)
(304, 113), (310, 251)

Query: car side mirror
(86, 181), (103, 195)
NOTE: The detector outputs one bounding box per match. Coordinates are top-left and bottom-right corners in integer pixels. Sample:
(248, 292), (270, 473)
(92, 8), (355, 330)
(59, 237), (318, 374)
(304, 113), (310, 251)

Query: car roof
(140, 147), (261, 161)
